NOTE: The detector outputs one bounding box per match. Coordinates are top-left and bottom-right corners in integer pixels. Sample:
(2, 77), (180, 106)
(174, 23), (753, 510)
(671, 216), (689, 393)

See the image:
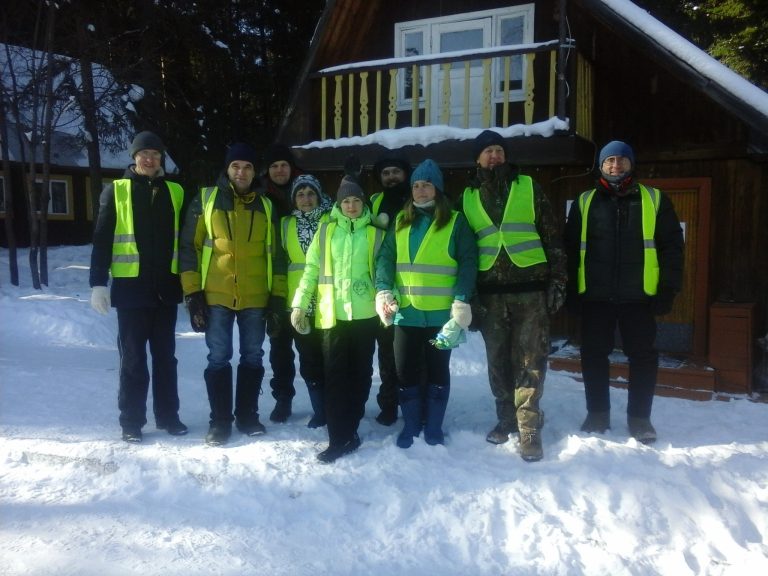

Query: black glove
(343, 154), (362, 181)
(266, 296), (286, 338)
(651, 287), (676, 316)
(185, 291), (208, 333)
(546, 280), (566, 315)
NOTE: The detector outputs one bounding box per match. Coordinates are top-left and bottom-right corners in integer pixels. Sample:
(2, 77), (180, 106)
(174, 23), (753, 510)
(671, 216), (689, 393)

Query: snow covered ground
(1, 246), (767, 576)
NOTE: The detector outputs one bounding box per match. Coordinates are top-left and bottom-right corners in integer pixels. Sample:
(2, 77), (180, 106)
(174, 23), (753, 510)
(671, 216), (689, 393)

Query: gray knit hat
(336, 176), (366, 203)
(129, 131), (165, 158)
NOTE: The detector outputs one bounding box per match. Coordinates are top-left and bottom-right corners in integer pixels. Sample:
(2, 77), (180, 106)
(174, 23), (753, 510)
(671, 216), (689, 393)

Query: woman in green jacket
(291, 176), (384, 463)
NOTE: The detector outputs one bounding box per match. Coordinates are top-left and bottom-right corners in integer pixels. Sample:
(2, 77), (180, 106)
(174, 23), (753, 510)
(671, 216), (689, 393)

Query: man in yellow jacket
(179, 143), (287, 446)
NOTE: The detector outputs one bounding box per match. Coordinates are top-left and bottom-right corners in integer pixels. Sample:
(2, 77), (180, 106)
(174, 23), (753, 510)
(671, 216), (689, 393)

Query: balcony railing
(310, 39), (589, 142)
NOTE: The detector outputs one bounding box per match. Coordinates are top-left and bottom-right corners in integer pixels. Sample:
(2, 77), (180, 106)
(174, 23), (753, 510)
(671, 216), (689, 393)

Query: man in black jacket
(90, 131), (188, 443)
(564, 140), (684, 444)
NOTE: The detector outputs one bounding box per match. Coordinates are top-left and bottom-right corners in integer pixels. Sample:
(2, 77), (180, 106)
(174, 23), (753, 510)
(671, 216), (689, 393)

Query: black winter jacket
(90, 166), (186, 308)
(564, 179), (684, 303)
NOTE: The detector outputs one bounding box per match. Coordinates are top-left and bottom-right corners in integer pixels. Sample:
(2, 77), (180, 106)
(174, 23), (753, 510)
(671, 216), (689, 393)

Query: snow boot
(235, 364), (266, 436)
(423, 384), (449, 446)
(628, 416), (657, 444)
(396, 386), (423, 448)
(317, 433), (361, 464)
(486, 421), (518, 445)
(375, 405), (398, 426)
(518, 429), (543, 462)
(581, 411), (611, 433)
(306, 383), (326, 428)
(205, 365), (234, 446)
(270, 397), (293, 423)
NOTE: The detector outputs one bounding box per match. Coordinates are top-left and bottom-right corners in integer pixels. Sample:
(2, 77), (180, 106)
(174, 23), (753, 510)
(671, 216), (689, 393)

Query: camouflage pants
(477, 291), (549, 431)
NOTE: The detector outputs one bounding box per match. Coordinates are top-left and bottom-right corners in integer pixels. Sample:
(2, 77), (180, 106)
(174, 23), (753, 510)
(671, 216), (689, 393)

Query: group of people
(89, 128), (684, 463)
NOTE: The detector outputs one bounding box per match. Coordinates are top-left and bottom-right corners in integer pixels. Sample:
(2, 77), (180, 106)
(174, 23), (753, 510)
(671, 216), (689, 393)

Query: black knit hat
(264, 143), (296, 167)
(336, 175), (366, 203)
(472, 129), (507, 162)
(225, 142), (258, 168)
(373, 154), (411, 185)
(129, 131), (165, 158)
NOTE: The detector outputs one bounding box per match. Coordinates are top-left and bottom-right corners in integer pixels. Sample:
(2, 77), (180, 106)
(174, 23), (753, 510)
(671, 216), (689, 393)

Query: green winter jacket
(292, 204), (382, 328)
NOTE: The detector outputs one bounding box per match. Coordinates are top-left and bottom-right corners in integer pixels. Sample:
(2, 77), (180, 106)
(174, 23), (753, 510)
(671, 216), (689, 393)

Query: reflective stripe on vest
(200, 187), (274, 290)
(313, 221), (384, 329)
(281, 213), (330, 306)
(110, 179), (183, 277)
(577, 184), (660, 295)
(394, 211), (459, 311)
(462, 175), (546, 270)
(370, 192), (384, 215)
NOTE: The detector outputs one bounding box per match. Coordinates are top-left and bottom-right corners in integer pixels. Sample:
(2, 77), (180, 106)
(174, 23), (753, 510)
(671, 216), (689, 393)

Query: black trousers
(392, 325), (451, 392)
(116, 304), (179, 429)
(375, 322), (399, 410)
(322, 317), (378, 446)
(293, 320), (324, 389)
(580, 301), (659, 418)
(269, 309), (296, 400)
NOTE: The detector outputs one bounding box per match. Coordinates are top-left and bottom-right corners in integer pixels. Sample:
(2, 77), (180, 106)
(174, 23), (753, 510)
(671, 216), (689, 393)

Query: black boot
(235, 364), (266, 436)
(424, 384), (449, 446)
(306, 383), (326, 428)
(317, 433), (361, 464)
(205, 366), (233, 446)
(270, 397), (293, 423)
(396, 387), (422, 448)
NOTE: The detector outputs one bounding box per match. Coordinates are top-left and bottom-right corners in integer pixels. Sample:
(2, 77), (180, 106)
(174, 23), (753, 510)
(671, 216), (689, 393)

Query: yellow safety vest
(369, 192), (384, 215)
(577, 184), (660, 295)
(281, 212), (330, 306)
(394, 211), (459, 311)
(111, 179), (183, 277)
(313, 221), (384, 329)
(200, 187), (274, 290)
(462, 175), (546, 270)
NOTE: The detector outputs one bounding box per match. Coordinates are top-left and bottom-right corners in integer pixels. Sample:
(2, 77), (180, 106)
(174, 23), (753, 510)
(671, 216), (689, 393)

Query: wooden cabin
(278, 0), (768, 397)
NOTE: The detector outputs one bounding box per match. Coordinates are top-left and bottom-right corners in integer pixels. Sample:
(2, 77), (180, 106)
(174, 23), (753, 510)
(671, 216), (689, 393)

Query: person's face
(411, 180), (437, 204)
(476, 145), (506, 169)
(133, 149), (162, 177)
(340, 196), (363, 218)
(227, 161), (256, 193)
(268, 160), (292, 186)
(380, 166), (406, 189)
(294, 186), (319, 213)
(601, 155), (632, 177)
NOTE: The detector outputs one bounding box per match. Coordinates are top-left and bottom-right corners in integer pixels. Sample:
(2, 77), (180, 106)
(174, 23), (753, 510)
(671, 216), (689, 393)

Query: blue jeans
(205, 306), (266, 371)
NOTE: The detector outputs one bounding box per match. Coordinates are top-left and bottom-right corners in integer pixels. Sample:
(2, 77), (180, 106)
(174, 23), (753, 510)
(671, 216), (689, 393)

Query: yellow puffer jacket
(180, 177), (286, 310)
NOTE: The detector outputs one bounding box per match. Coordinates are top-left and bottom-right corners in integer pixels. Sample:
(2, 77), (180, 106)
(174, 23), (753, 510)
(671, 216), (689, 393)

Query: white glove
(450, 299), (472, 330)
(375, 290), (399, 326)
(371, 213), (390, 230)
(290, 308), (310, 335)
(91, 286), (111, 315)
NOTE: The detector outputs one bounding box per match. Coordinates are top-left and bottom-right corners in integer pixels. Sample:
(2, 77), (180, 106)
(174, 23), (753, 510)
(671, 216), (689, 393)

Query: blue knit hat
(225, 142), (258, 168)
(598, 140), (635, 169)
(410, 159), (444, 195)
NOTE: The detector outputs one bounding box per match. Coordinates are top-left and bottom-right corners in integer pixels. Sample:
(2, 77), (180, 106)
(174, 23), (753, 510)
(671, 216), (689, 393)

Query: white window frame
(394, 4), (535, 113)
(34, 175), (73, 220)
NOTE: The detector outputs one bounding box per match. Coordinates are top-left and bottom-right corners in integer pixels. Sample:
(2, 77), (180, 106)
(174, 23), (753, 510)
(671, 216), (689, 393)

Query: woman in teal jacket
(291, 176), (384, 463)
(375, 159), (478, 448)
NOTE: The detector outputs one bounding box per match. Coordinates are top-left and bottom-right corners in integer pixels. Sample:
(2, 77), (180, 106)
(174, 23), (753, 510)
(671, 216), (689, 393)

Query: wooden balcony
(309, 39), (588, 143)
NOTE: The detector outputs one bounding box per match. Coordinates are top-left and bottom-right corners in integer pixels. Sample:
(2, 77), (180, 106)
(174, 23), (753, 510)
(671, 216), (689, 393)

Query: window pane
(50, 181), (67, 214)
(441, 29), (484, 69)
(499, 16), (525, 91)
(404, 31), (423, 100)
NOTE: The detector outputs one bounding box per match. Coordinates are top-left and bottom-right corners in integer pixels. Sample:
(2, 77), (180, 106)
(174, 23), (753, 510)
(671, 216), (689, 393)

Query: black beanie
(472, 129), (507, 162)
(373, 154), (411, 185)
(336, 176), (366, 203)
(225, 142), (258, 168)
(130, 131), (165, 158)
(264, 143), (296, 167)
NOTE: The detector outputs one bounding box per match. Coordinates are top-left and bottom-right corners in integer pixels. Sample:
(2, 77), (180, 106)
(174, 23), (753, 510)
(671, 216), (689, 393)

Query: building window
(34, 175), (74, 220)
(394, 4), (535, 126)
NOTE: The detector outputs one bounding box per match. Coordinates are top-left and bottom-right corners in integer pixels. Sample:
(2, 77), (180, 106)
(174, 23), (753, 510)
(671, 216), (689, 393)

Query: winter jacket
(282, 208), (331, 313)
(375, 206), (477, 327)
(292, 204), (382, 328)
(90, 166), (186, 308)
(459, 163), (566, 294)
(564, 178), (684, 304)
(179, 173), (286, 310)
(369, 180), (410, 221)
